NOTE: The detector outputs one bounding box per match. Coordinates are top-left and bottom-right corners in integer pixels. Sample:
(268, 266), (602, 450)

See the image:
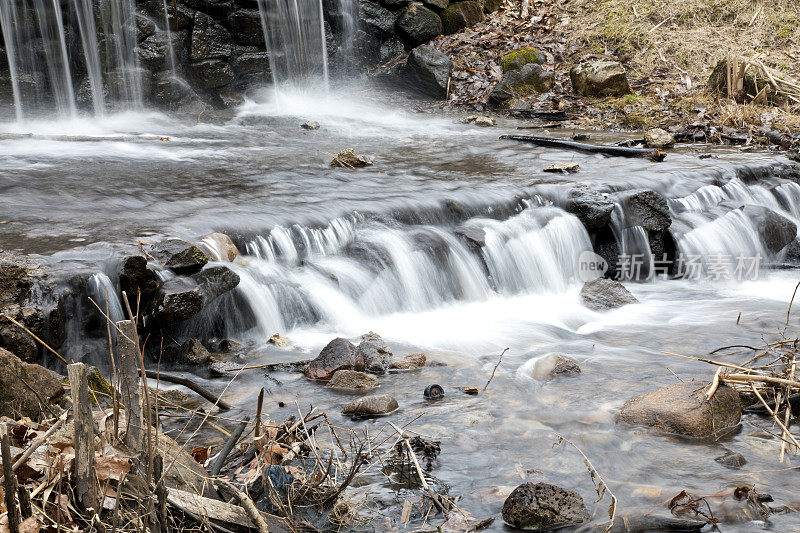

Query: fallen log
(143, 370), (232, 410)
(500, 135), (666, 161)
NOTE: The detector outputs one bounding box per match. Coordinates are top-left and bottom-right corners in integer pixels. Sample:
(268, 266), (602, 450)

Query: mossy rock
(501, 47), (542, 72)
(440, 1), (484, 35)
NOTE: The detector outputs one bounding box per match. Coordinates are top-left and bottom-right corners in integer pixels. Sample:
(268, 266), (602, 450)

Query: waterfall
(257, 0), (331, 92)
(161, 0), (178, 76)
(0, 0), (141, 120)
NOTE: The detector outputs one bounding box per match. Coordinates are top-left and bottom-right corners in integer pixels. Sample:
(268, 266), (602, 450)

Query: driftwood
(167, 488), (254, 529)
(117, 320), (143, 452)
(210, 416), (250, 477)
(216, 481), (271, 533)
(143, 370), (232, 410)
(68, 363), (98, 513)
(500, 135), (667, 161)
(1, 423), (21, 533)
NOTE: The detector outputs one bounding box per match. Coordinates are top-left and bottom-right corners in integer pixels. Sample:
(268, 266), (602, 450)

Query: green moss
(501, 47), (541, 72)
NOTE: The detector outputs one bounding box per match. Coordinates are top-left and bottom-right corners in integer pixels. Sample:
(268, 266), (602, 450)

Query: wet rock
(580, 278), (638, 311)
(152, 72), (201, 109)
(305, 338), (364, 380)
(396, 4), (443, 47)
(565, 188), (614, 229)
(570, 61), (631, 97)
(551, 354), (581, 376)
(136, 14), (157, 40)
(356, 332), (393, 373)
(489, 63), (554, 105)
(180, 338), (213, 365)
(268, 333), (292, 347)
(500, 47), (542, 72)
(192, 265), (240, 302)
(616, 382), (742, 439)
(390, 352), (426, 370)
(740, 205), (797, 254)
(190, 59), (235, 90)
(342, 394), (399, 416)
(379, 37), (406, 62)
(715, 450), (747, 469)
(119, 255), (160, 314)
(329, 370), (380, 391)
(231, 50), (271, 87)
(644, 128), (676, 149)
(331, 148), (373, 167)
(301, 121), (320, 130)
(525, 353), (581, 380)
(543, 162), (579, 173)
(197, 232), (239, 262)
(455, 224), (486, 250)
(191, 11), (233, 61)
(440, 1), (483, 34)
(227, 9), (264, 46)
(402, 44), (453, 99)
(501, 482), (590, 530)
(138, 31), (185, 71)
(151, 239), (209, 274)
(0, 348), (64, 420)
(614, 189), (671, 231)
(153, 265), (240, 327)
(359, 1), (398, 37)
(610, 515), (706, 532)
(461, 115), (495, 126)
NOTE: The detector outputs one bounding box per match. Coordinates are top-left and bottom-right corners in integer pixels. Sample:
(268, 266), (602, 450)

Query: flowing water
(2, 83), (800, 529)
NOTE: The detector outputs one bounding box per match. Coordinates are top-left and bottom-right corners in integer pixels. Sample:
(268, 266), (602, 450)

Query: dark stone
(614, 189), (671, 231)
(191, 11), (234, 61)
(781, 239), (800, 263)
(616, 382), (742, 439)
(137, 31), (185, 71)
(190, 59), (236, 90)
(440, 0), (483, 34)
(180, 338), (213, 365)
(328, 369), (380, 391)
(119, 255), (160, 314)
(0, 348), (64, 420)
(593, 226), (619, 278)
(580, 278), (638, 311)
(454, 224), (486, 250)
(483, 0), (502, 12)
(228, 9), (264, 46)
(152, 265), (240, 327)
(380, 0), (410, 7)
(550, 354), (581, 376)
(396, 4), (442, 47)
(305, 338), (364, 380)
(741, 205), (797, 254)
(379, 37), (406, 62)
(136, 15), (157, 40)
(402, 44), (452, 98)
(152, 72), (201, 108)
(570, 61), (631, 97)
(565, 188), (615, 229)
(489, 63), (555, 105)
(151, 239), (209, 275)
(192, 265), (240, 302)
(355, 332), (392, 374)
(715, 450), (747, 469)
(359, 1), (398, 37)
(423, 0), (448, 9)
(341, 394), (399, 416)
(501, 482), (590, 530)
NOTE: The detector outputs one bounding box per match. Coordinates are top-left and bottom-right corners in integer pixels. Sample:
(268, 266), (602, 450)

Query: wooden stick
(750, 384), (800, 451)
(210, 416), (250, 477)
(500, 135), (666, 160)
(68, 363), (98, 513)
(1, 423), (21, 533)
(0, 313), (68, 364)
(215, 480), (270, 533)
(723, 373), (800, 389)
(0, 408), (68, 485)
(706, 368), (722, 400)
(662, 351), (752, 372)
(117, 320), (143, 452)
(143, 370), (231, 410)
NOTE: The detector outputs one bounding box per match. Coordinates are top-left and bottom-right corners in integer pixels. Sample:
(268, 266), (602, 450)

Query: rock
(151, 239), (209, 274)
(618, 382), (742, 439)
(191, 11), (233, 61)
(707, 58), (765, 100)
(359, 1), (398, 37)
(501, 482), (590, 530)
(551, 354), (581, 376)
(268, 333), (292, 347)
(137, 31), (185, 71)
(180, 338), (213, 365)
(227, 9), (264, 46)
(614, 189), (671, 231)
(455, 224), (486, 250)
(379, 37), (406, 62)
(389, 352), (426, 370)
(715, 450), (747, 469)
(305, 338), (364, 380)
(301, 121), (320, 130)
(402, 44), (453, 98)
(0, 348), (64, 420)
(483, 0), (503, 12)
(644, 128), (676, 149)
(197, 232), (239, 262)
(342, 394), (399, 416)
(119, 255), (160, 314)
(190, 59), (235, 90)
(356, 332), (392, 373)
(231, 51), (271, 86)
(330, 148), (372, 168)
(580, 278), (638, 311)
(740, 205), (797, 254)
(564, 188), (615, 229)
(489, 63), (554, 105)
(501, 47), (542, 72)
(570, 61), (631, 97)
(136, 14), (157, 40)
(525, 353), (581, 380)
(440, 1), (483, 34)
(152, 72), (201, 109)
(153, 265), (240, 327)
(474, 116), (495, 127)
(329, 370), (380, 391)
(543, 162), (579, 173)
(396, 4), (442, 47)
(423, 0), (448, 8)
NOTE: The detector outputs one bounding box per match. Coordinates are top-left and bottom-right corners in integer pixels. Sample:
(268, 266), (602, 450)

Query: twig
(0, 407), (69, 485)
(0, 312), (68, 364)
(483, 348), (508, 392)
(215, 480), (270, 533)
(143, 370), (231, 410)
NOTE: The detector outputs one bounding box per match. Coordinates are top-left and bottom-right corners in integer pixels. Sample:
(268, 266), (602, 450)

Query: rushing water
(2, 87), (800, 530)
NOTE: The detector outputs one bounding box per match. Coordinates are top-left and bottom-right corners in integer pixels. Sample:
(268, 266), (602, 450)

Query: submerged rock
(580, 278), (638, 311)
(570, 61), (631, 97)
(501, 482), (590, 530)
(616, 382), (742, 439)
(402, 44), (453, 99)
(330, 149), (372, 168)
(644, 128), (676, 149)
(389, 352), (427, 370)
(342, 394), (399, 416)
(525, 353), (581, 380)
(180, 338), (213, 365)
(741, 205), (797, 254)
(356, 332), (393, 373)
(301, 121), (320, 130)
(305, 338), (364, 380)
(564, 188), (614, 229)
(0, 348), (64, 420)
(328, 370), (380, 391)
(151, 238), (209, 274)
(715, 450), (747, 469)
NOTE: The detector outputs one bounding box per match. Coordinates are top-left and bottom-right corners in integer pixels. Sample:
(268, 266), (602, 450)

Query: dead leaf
(94, 454), (132, 482)
(191, 446), (210, 464)
(19, 516), (41, 533)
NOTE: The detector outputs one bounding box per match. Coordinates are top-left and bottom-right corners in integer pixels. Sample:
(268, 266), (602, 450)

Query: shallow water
(3, 85), (800, 531)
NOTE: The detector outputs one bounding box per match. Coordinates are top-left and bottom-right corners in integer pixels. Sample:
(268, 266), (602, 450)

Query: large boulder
(0, 348), (64, 419)
(580, 278), (638, 311)
(342, 394), (399, 416)
(389, 352), (426, 370)
(328, 370), (380, 391)
(396, 4), (443, 47)
(305, 338), (364, 380)
(190, 11), (233, 61)
(614, 189), (671, 231)
(570, 61), (631, 97)
(359, 1), (398, 37)
(489, 63), (554, 105)
(501, 482), (590, 530)
(741, 205), (797, 254)
(402, 44), (453, 98)
(119, 255), (160, 315)
(152, 265), (240, 327)
(151, 239), (209, 275)
(137, 31), (185, 71)
(190, 59), (235, 90)
(231, 51), (271, 88)
(227, 9), (264, 46)
(564, 188), (615, 229)
(440, 1), (483, 34)
(355, 332), (392, 373)
(616, 382), (742, 439)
